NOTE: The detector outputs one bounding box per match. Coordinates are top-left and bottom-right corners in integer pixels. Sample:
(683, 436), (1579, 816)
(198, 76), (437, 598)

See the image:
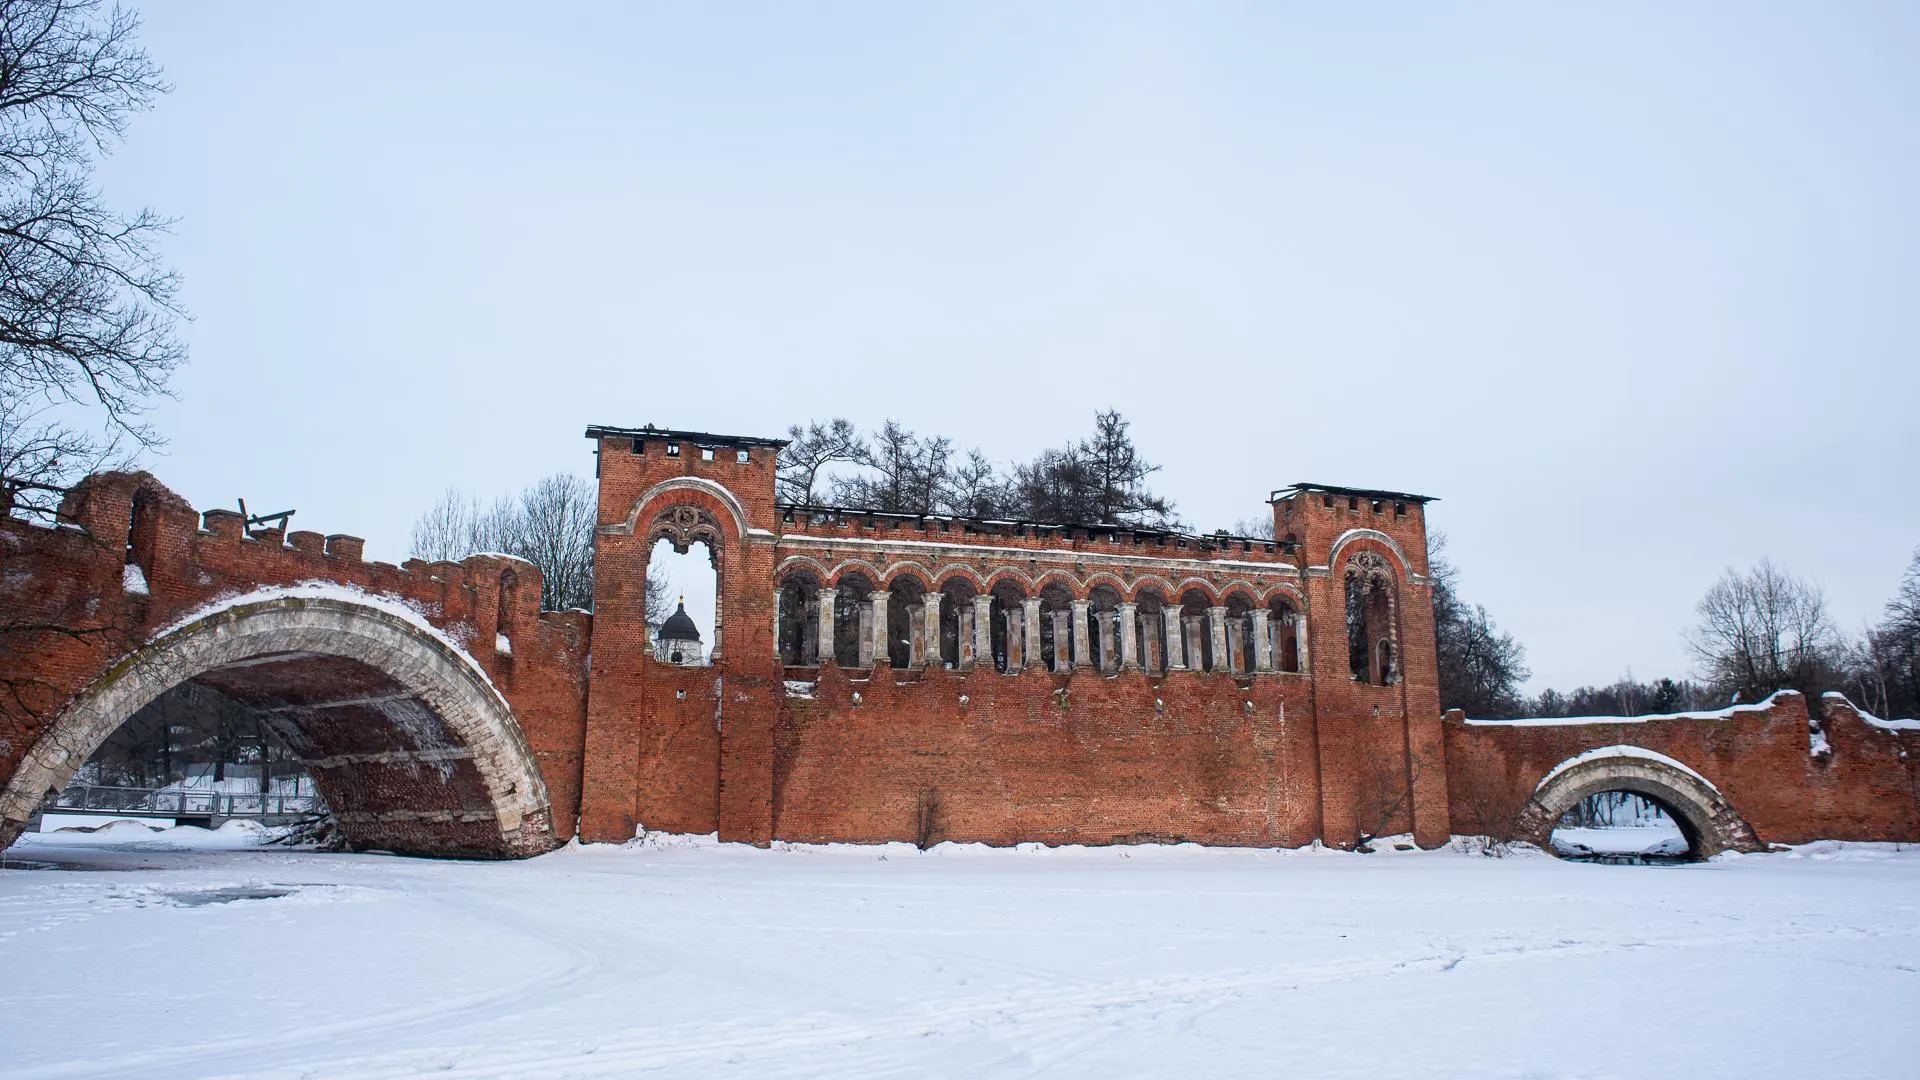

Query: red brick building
(1, 423), (1914, 858)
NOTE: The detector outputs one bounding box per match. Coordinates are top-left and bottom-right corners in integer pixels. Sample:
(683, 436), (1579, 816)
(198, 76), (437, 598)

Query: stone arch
(932, 565), (989, 593)
(981, 566), (1035, 593)
(1326, 528), (1414, 577)
(1129, 575), (1178, 604)
(617, 476), (749, 540)
(880, 563), (935, 593)
(823, 558), (888, 585)
(1081, 571), (1130, 598)
(1168, 577), (1220, 605)
(775, 555), (833, 582)
(1031, 569), (1083, 598)
(0, 593), (555, 859)
(1513, 748), (1760, 859)
(1258, 582), (1305, 607)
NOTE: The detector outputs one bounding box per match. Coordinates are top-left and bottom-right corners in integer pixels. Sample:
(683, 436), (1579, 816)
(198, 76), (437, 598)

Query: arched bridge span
(0, 594), (557, 857)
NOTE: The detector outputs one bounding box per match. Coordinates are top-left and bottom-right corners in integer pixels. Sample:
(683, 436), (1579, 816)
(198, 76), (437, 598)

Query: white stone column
(857, 601), (874, 667)
(1071, 599), (1092, 670)
(1051, 610), (1072, 673)
(1294, 612), (1309, 672)
(1164, 608), (1186, 670)
(1184, 615), (1205, 671)
(1251, 609), (1273, 672)
(870, 590), (890, 667)
(1117, 602), (1140, 671)
(972, 595), (994, 671)
(769, 587), (781, 661)
(1095, 610), (1116, 671)
(907, 602), (925, 668)
(923, 591), (943, 669)
(1023, 597), (1043, 670)
(800, 598), (819, 665)
(1208, 606), (1230, 673)
(816, 591), (836, 667)
(957, 606), (975, 668)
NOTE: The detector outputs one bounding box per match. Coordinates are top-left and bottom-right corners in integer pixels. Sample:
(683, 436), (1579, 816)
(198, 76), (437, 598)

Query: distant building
(656, 598), (705, 666)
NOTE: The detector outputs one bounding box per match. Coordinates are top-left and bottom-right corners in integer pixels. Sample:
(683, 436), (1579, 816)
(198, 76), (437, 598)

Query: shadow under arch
(0, 593), (556, 859)
(1513, 747), (1760, 860)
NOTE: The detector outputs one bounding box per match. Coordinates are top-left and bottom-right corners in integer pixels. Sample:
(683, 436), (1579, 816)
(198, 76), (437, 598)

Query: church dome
(659, 600), (701, 644)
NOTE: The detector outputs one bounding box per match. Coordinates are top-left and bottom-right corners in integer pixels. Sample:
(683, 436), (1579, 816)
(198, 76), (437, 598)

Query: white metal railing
(43, 784), (323, 818)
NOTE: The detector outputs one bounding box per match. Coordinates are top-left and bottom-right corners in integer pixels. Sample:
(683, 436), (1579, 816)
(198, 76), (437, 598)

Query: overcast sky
(97, 3), (1918, 692)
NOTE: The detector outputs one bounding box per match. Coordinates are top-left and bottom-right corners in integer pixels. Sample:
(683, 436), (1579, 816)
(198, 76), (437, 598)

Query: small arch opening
(1550, 790), (1694, 864)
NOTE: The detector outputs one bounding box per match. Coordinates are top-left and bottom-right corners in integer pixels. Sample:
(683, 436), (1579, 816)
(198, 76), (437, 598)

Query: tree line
(1436, 545), (1920, 722)
(777, 409), (1178, 528)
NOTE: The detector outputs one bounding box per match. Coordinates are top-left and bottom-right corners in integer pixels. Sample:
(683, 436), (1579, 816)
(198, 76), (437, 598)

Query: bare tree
(512, 474), (596, 613)
(406, 473), (655, 617)
(1846, 546), (1920, 720)
(0, 0), (181, 517)
(831, 420), (954, 515)
(775, 417), (860, 504)
(1228, 516), (1276, 540)
(1427, 532), (1529, 717)
(1687, 559), (1842, 702)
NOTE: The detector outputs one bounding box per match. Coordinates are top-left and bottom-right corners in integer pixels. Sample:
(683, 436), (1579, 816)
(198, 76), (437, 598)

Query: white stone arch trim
(774, 555), (832, 586)
(1169, 576), (1222, 605)
(0, 594), (553, 854)
(1258, 581), (1307, 607)
(1081, 571), (1130, 599)
(824, 558), (889, 588)
(614, 476), (749, 539)
(1325, 528), (1414, 578)
(981, 566), (1037, 594)
(1217, 579), (1265, 605)
(1128, 574), (1178, 602)
(931, 564), (989, 592)
(1515, 745), (1759, 858)
(1031, 568), (1083, 598)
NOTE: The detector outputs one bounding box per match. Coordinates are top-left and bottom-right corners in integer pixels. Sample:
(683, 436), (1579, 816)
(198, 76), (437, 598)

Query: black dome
(659, 600), (701, 643)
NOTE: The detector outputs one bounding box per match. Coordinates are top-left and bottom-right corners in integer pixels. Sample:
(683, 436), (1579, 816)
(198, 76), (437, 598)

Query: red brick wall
(1443, 693), (1920, 845)
(0, 472), (590, 844)
(770, 667), (1322, 846)
(12, 460), (1912, 858)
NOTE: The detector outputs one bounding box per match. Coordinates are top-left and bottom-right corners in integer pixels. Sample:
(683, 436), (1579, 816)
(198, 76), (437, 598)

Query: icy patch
(495, 631), (511, 655)
(121, 563), (148, 595)
(784, 679), (815, 699)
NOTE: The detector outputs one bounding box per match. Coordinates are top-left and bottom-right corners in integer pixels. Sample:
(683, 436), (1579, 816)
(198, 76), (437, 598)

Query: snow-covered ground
(4, 826), (1919, 1079)
(1551, 822), (1691, 858)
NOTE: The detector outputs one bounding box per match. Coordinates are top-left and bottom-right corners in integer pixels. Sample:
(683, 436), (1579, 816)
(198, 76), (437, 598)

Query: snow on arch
(1534, 745), (1720, 797)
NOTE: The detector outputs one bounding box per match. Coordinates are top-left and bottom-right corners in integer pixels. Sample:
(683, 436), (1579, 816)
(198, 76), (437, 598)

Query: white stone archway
(0, 593), (556, 858)
(1514, 747), (1759, 859)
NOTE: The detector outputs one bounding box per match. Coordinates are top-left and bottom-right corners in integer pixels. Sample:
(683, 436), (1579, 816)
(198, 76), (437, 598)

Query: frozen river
(3, 826), (1917, 1079)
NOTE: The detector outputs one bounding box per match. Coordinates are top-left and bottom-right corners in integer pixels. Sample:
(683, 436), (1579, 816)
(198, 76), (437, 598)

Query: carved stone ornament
(1346, 550), (1392, 582)
(651, 505), (722, 558)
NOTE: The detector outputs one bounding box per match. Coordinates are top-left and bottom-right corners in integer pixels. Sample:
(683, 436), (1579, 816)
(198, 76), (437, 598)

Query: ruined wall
(1444, 692), (1920, 846)
(10, 440), (1912, 859)
(0, 471), (590, 852)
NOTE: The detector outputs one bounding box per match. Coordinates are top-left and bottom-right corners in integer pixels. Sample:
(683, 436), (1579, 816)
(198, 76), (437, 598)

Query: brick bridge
(3, 426), (1915, 858)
